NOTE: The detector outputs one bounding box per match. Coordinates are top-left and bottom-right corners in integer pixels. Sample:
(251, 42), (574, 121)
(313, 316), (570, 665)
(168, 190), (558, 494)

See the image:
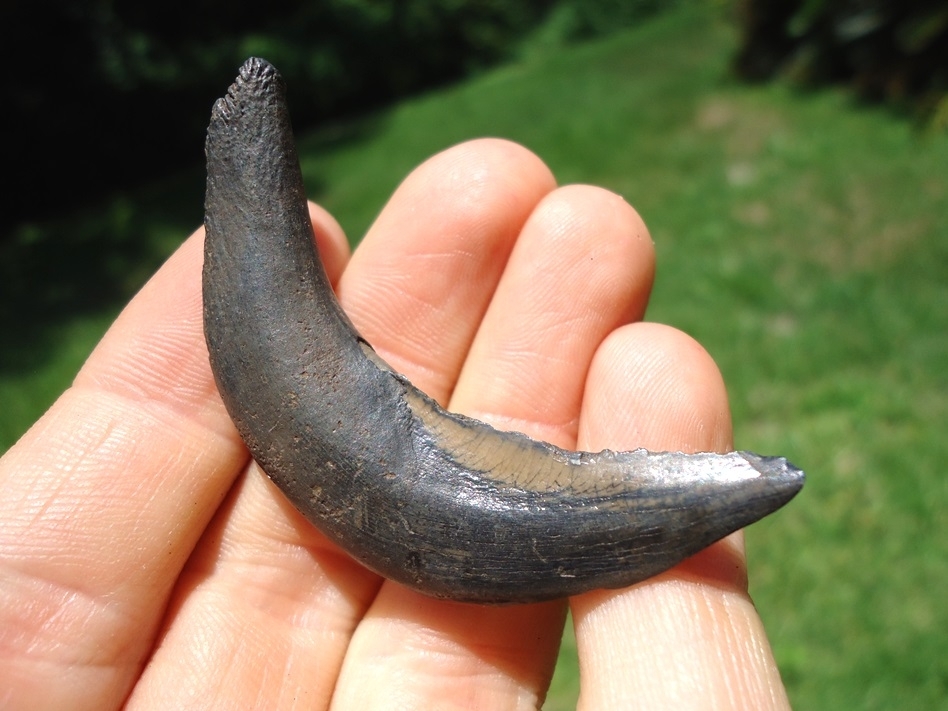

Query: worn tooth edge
(212, 57), (282, 125)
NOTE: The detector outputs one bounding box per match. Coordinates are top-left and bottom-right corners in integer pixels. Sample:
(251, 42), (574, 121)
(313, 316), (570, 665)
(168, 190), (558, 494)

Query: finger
(570, 323), (791, 710)
(125, 461), (381, 710)
(0, 204), (348, 710)
(337, 137), (557, 402)
(307, 200), (350, 283)
(331, 185), (655, 709)
(452, 184), (653, 444)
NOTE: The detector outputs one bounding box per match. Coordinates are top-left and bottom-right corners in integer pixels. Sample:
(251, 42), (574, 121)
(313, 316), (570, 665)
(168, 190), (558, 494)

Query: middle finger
(332, 180), (655, 709)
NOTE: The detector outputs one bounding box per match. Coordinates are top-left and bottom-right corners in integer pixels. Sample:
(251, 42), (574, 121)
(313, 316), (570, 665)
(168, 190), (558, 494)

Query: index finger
(0, 204), (349, 709)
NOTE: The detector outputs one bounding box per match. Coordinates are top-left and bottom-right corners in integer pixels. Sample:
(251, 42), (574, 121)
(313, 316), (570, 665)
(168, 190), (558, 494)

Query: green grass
(3, 5), (947, 708)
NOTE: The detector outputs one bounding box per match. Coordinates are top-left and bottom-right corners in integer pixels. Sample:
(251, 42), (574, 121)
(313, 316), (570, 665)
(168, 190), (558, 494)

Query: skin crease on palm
(0, 138), (792, 710)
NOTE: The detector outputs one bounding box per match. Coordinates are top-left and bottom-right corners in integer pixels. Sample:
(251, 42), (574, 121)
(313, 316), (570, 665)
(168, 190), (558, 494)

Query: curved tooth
(202, 57), (804, 604)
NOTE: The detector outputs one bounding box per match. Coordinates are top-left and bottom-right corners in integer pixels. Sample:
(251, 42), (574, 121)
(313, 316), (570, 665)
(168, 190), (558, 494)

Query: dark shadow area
(0, 165), (204, 375)
(1, 1), (555, 232)
(0, 105), (388, 379)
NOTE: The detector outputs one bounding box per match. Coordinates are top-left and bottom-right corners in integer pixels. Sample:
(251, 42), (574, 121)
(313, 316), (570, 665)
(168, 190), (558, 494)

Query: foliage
(530, 0), (679, 43)
(3, 0), (679, 233)
(733, 0), (948, 123)
(1, 0), (550, 229)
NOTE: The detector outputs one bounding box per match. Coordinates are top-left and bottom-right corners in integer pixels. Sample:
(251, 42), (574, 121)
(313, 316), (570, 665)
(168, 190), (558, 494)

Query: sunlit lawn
(3, 5), (946, 708)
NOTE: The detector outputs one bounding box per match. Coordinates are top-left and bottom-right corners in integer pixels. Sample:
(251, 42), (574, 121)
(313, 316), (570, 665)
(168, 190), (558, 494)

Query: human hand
(0, 139), (790, 709)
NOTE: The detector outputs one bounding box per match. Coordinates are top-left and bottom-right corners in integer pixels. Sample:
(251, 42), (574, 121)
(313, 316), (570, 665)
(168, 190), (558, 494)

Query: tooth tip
(238, 56), (279, 82)
(210, 57), (284, 126)
(737, 450), (805, 495)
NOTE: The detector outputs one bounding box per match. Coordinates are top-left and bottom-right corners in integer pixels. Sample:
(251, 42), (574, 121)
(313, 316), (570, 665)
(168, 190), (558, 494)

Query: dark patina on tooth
(202, 58), (804, 604)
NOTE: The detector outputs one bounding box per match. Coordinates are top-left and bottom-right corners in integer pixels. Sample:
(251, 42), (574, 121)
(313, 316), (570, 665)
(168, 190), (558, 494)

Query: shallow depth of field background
(2, 3), (946, 708)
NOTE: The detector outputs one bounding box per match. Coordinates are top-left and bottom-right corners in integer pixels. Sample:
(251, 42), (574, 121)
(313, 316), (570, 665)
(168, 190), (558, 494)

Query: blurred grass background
(2, 3), (946, 708)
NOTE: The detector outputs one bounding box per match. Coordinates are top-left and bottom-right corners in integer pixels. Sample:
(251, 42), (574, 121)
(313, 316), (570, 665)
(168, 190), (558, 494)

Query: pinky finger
(570, 322), (791, 710)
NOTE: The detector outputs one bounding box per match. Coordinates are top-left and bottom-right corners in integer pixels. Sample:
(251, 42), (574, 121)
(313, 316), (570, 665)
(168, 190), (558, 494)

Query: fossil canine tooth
(202, 57), (804, 604)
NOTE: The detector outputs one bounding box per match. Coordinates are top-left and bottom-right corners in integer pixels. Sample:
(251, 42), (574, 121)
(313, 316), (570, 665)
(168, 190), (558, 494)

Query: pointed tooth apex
(736, 451), (805, 496)
(738, 451), (805, 479)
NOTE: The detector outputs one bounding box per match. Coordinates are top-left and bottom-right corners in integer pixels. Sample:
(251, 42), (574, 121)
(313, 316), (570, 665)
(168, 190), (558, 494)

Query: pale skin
(0, 139), (792, 710)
